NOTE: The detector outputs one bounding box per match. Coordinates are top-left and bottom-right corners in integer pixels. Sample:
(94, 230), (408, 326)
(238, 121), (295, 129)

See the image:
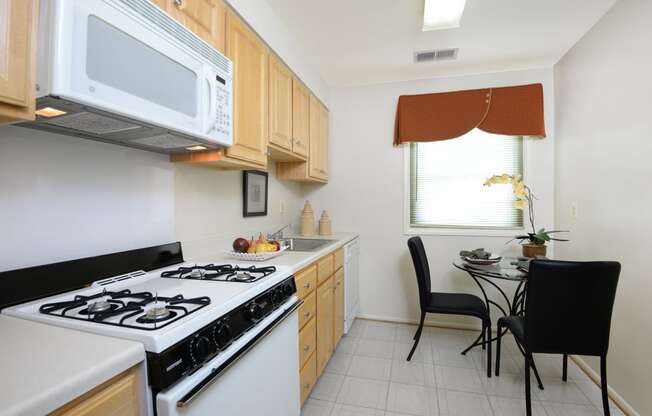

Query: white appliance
(344, 238), (360, 333)
(22, 0), (233, 154)
(3, 257), (300, 416)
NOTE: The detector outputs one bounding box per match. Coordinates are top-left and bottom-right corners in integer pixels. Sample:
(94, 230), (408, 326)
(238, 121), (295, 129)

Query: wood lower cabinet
(0, 0), (38, 124)
(165, 0), (226, 53)
(50, 367), (140, 416)
(299, 315), (316, 368)
(316, 275), (334, 376)
(299, 352), (317, 406)
(333, 268), (344, 347)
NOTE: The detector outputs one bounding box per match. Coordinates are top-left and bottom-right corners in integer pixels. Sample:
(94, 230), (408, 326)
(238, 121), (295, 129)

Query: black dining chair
(495, 259), (620, 416)
(406, 236), (492, 377)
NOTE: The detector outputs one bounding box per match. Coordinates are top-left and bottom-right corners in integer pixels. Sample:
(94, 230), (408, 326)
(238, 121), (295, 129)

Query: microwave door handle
(176, 299), (303, 408)
(205, 76), (215, 133)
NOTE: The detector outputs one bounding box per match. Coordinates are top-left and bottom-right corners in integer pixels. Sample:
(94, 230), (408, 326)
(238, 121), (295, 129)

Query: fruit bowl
(224, 246), (287, 262)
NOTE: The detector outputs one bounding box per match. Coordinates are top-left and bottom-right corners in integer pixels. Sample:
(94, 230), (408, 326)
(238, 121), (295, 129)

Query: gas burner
(161, 264), (277, 283)
(38, 290), (211, 330)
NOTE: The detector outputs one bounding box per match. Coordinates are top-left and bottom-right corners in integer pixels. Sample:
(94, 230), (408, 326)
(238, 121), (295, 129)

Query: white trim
(402, 137), (531, 237)
(355, 314), (640, 416)
(570, 355), (640, 416)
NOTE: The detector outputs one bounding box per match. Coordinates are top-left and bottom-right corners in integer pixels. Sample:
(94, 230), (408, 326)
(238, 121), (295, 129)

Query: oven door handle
(176, 299), (303, 408)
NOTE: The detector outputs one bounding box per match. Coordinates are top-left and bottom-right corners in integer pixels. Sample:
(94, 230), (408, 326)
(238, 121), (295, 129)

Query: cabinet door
(333, 268), (344, 347)
(308, 95), (322, 179)
(319, 105), (329, 180)
(292, 79), (309, 158)
(51, 368), (140, 416)
(268, 54), (292, 151)
(166, 0), (226, 53)
(316, 276), (334, 376)
(0, 0), (37, 123)
(225, 10), (269, 167)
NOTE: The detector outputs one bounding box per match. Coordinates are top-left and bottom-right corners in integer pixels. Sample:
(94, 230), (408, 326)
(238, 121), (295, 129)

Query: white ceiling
(266, 0), (618, 87)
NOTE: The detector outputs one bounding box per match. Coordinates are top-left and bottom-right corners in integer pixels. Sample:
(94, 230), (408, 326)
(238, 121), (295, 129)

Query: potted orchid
(483, 174), (568, 257)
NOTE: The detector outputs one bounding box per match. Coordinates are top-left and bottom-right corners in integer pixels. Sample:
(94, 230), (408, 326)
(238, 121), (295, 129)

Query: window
(408, 129), (524, 231)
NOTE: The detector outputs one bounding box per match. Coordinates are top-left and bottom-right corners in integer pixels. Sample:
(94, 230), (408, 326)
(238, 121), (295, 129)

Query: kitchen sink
(282, 238), (336, 252)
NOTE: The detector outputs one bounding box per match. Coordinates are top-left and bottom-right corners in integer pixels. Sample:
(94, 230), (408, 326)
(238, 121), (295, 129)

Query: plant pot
(522, 243), (547, 258)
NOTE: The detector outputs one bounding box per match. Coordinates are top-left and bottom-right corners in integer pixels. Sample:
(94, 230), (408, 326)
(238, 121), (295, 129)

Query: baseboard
(355, 314), (640, 416)
(570, 355), (640, 416)
(356, 313), (483, 332)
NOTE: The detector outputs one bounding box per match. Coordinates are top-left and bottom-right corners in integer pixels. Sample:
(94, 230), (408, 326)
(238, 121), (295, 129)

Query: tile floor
(302, 319), (624, 416)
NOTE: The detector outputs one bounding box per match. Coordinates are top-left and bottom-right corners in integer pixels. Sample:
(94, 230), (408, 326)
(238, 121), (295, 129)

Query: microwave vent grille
(41, 112), (142, 135)
(117, 0), (232, 75)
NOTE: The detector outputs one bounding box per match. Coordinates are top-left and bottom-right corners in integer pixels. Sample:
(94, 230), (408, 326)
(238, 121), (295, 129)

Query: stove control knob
(213, 322), (232, 348)
(191, 335), (211, 363)
(271, 288), (285, 305)
(283, 282), (295, 297)
(247, 301), (264, 322)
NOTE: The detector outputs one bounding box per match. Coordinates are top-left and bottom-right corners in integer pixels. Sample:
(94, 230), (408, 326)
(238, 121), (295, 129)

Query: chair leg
(407, 311), (425, 361)
(562, 354), (568, 382)
(495, 323), (502, 377)
(601, 354), (611, 416)
(531, 356), (545, 390)
(525, 353), (532, 416)
(486, 322), (492, 378)
(482, 328), (486, 350)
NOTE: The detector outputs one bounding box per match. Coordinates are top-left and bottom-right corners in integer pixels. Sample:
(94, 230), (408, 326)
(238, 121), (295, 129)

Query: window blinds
(410, 129), (524, 229)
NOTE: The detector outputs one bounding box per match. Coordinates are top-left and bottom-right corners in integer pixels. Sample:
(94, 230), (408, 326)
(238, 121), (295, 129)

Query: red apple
(233, 238), (249, 253)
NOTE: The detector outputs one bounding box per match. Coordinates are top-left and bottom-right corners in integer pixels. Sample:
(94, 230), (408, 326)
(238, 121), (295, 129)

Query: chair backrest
(407, 236), (432, 309)
(524, 259), (620, 356)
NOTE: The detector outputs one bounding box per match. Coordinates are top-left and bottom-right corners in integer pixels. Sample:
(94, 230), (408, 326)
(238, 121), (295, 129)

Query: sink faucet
(268, 224), (291, 241)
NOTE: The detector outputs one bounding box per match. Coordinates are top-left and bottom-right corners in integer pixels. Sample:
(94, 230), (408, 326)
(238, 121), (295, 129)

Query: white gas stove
(3, 261), (293, 352)
(1, 244), (301, 416)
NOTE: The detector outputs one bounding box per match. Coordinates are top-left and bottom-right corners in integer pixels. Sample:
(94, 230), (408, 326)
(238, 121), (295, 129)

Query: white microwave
(22, 0), (233, 154)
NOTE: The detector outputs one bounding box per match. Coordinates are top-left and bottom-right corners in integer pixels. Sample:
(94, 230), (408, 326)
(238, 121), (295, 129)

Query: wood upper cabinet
(292, 79), (310, 158)
(223, 9), (268, 167)
(308, 94), (322, 179)
(318, 104), (329, 180)
(165, 0), (226, 53)
(268, 54), (292, 151)
(316, 275), (334, 377)
(0, 0), (38, 124)
(333, 267), (344, 347)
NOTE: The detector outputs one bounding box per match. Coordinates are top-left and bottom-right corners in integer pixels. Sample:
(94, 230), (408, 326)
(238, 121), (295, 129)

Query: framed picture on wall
(242, 170), (268, 217)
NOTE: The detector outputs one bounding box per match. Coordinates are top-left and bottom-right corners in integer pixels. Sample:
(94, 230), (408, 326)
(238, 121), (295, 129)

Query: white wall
(227, 0), (329, 105)
(0, 126), (305, 271)
(303, 68), (555, 327)
(0, 126), (175, 271)
(554, 0), (652, 413)
(174, 161), (303, 260)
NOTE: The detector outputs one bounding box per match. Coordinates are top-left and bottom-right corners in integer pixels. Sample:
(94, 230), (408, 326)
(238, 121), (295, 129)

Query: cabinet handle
(304, 283), (311, 289)
(304, 312), (310, 318)
(304, 345), (310, 351)
(304, 383), (311, 389)
(174, 0), (186, 9)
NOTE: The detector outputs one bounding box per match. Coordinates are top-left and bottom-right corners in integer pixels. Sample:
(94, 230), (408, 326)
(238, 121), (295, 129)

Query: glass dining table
(453, 256), (545, 389)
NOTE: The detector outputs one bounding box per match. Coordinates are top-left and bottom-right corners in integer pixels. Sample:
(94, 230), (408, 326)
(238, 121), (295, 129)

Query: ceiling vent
(414, 48), (459, 63)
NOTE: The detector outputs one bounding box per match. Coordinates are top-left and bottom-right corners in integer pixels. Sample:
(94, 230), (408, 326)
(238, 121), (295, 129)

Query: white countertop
(0, 315), (145, 416)
(185, 232), (359, 273)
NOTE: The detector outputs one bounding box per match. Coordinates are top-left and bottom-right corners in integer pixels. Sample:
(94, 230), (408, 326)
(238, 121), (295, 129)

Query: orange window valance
(394, 83), (546, 145)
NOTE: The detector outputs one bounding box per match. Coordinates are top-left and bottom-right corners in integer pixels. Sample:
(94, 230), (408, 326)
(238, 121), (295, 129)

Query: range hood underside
(19, 96), (222, 155)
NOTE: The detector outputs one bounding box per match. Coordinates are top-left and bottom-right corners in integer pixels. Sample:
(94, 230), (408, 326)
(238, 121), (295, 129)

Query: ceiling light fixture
(423, 0), (467, 31)
(186, 145), (208, 151)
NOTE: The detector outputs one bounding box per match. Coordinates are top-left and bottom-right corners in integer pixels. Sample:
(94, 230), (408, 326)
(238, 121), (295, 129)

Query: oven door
(155, 299), (301, 416)
(47, 0), (223, 144)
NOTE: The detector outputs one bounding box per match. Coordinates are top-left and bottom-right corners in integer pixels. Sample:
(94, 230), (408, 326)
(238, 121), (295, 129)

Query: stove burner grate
(161, 264), (277, 283)
(38, 289), (211, 330)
